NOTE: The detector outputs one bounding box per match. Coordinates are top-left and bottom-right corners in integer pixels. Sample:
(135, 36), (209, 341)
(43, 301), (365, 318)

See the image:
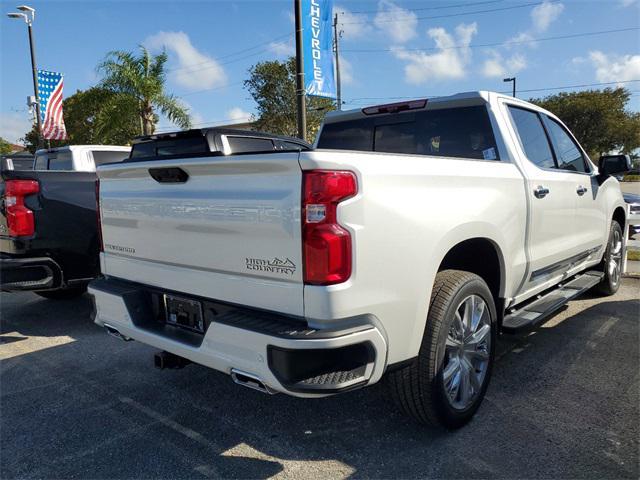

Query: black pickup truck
(0, 145), (130, 299)
(1, 131), (309, 300)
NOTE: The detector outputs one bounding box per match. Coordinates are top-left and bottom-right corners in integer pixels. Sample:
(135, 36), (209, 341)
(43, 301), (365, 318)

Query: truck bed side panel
(299, 150), (528, 364)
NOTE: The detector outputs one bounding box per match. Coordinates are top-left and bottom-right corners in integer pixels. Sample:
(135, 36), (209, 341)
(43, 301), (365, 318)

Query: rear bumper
(88, 277), (388, 397)
(0, 255), (62, 291)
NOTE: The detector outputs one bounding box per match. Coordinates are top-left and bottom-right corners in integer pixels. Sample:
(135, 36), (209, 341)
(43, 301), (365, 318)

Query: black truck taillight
(302, 170), (357, 285)
(4, 179), (39, 237)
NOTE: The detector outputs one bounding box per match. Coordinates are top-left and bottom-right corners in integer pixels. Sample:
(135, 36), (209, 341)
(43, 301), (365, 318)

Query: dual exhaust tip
(104, 324), (275, 395)
(230, 369), (277, 395)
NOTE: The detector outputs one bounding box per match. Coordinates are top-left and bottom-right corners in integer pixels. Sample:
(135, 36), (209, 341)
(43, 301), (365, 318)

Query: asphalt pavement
(1, 280), (639, 479)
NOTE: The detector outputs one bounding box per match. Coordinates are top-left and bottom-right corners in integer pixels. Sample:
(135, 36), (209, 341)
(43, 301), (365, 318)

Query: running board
(502, 270), (604, 334)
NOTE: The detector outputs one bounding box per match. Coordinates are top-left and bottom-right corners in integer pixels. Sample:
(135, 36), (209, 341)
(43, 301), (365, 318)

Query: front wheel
(594, 221), (624, 296)
(387, 270), (496, 429)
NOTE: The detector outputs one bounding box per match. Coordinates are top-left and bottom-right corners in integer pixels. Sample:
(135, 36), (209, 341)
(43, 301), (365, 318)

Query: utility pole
(333, 13), (342, 110)
(294, 0), (307, 141)
(503, 77), (516, 98)
(8, 6), (43, 149)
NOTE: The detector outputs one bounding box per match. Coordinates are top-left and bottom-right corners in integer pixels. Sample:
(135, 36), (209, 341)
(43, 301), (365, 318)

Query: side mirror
(599, 154), (631, 176)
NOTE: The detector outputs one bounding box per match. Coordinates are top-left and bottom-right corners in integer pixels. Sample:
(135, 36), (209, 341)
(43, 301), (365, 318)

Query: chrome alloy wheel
(608, 227), (623, 287)
(443, 295), (492, 411)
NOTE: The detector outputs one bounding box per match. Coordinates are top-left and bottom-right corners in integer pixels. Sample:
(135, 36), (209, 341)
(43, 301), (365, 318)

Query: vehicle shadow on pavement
(1, 290), (638, 479)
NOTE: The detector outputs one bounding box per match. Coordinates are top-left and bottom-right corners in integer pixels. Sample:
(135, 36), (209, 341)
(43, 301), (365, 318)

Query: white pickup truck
(89, 92), (630, 429)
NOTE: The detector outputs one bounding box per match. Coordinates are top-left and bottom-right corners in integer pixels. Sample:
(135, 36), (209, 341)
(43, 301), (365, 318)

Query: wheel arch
(612, 206), (626, 231)
(436, 237), (506, 301)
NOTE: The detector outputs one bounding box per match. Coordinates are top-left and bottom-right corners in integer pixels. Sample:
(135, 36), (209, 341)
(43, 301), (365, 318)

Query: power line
(342, 1), (559, 25)
(172, 26), (640, 94)
(345, 0), (506, 15)
(512, 80), (640, 94)
(345, 80), (640, 104)
(165, 32), (292, 73)
(342, 26), (640, 53)
(178, 81), (245, 97)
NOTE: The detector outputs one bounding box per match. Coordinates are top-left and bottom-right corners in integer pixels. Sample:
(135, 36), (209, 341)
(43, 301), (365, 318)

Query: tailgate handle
(148, 167), (189, 183)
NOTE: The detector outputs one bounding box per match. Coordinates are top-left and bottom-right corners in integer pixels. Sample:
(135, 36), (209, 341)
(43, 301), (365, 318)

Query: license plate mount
(163, 294), (205, 334)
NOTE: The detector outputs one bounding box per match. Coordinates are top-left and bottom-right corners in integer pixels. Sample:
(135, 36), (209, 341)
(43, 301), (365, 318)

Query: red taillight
(4, 179), (39, 237)
(95, 179), (103, 252)
(302, 170), (357, 285)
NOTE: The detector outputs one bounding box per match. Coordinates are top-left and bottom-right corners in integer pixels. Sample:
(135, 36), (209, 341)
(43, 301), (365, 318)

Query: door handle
(148, 167), (189, 183)
(534, 186), (550, 199)
(576, 185), (588, 196)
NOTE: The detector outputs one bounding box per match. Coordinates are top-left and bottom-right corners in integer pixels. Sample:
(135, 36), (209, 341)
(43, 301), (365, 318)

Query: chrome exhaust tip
(230, 369), (277, 395)
(104, 324), (132, 342)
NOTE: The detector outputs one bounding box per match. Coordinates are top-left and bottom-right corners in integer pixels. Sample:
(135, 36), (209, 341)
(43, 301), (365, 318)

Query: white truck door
(505, 105), (586, 292)
(539, 114), (608, 254)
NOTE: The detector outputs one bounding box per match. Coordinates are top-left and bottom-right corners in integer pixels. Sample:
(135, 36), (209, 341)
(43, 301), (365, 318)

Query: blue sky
(1, 0), (639, 143)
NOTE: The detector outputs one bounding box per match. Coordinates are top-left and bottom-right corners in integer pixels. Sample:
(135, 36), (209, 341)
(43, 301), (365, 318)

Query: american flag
(37, 70), (68, 140)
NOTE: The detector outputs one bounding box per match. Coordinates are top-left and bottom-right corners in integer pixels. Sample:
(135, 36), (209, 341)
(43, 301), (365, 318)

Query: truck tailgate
(97, 152), (304, 316)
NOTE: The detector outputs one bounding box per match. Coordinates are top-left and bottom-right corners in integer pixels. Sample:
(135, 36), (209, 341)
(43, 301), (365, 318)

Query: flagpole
(7, 6), (43, 149)
(294, 0), (307, 141)
(27, 22), (43, 149)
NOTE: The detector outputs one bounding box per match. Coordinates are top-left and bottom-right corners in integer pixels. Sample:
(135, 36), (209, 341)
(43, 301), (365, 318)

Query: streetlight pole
(294, 0), (307, 141)
(7, 5), (43, 149)
(503, 77), (516, 98)
(333, 13), (342, 110)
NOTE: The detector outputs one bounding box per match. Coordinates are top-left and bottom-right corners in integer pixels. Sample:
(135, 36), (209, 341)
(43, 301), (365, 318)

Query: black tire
(35, 285), (87, 300)
(387, 270), (497, 429)
(594, 221), (624, 296)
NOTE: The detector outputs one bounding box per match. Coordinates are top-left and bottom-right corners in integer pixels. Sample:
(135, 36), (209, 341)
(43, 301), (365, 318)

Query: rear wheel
(595, 221), (623, 296)
(387, 270), (496, 429)
(35, 285), (87, 300)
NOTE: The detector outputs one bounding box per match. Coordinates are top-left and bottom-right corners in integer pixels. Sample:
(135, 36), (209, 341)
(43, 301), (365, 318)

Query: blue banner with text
(302, 0), (336, 99)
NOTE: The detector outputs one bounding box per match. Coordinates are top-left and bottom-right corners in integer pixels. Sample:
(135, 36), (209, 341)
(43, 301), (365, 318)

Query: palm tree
(98, 46), (190, 135)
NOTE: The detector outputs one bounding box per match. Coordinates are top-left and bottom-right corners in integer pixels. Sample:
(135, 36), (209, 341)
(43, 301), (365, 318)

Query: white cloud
(145, 31), (227, 91)
(282, 9), (295, 24)
(393, 23), (477, 84)
(589, 51), (640, 83)
(620, 0), (637, 6)
(0, 112), (32, 144)
(482, 51), (527, 78)
(531, 0), (565, 32)
(374, 0), (418, 44)
(507, 1), (563, 50)
(505, 32), (536, 49)
(268, 40), (294, 58)
(335, 5), (372, 39)
(339, 55), (355, 85)
(227, 107), (252, 123)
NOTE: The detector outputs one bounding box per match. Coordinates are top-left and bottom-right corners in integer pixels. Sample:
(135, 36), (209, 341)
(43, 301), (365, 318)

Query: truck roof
(321, 90), (562, 127)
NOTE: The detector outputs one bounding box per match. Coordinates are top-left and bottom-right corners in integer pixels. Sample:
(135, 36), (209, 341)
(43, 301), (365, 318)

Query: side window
(48, 151), (73, 170)
(508, 106), (555, 169)
(541, 116), (589, 173)
(34, 153), (48, 170)
(226, 137), (275, 154)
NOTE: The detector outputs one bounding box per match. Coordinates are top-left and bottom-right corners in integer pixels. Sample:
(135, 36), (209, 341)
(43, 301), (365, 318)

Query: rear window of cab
(317, 105), (499, 161)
